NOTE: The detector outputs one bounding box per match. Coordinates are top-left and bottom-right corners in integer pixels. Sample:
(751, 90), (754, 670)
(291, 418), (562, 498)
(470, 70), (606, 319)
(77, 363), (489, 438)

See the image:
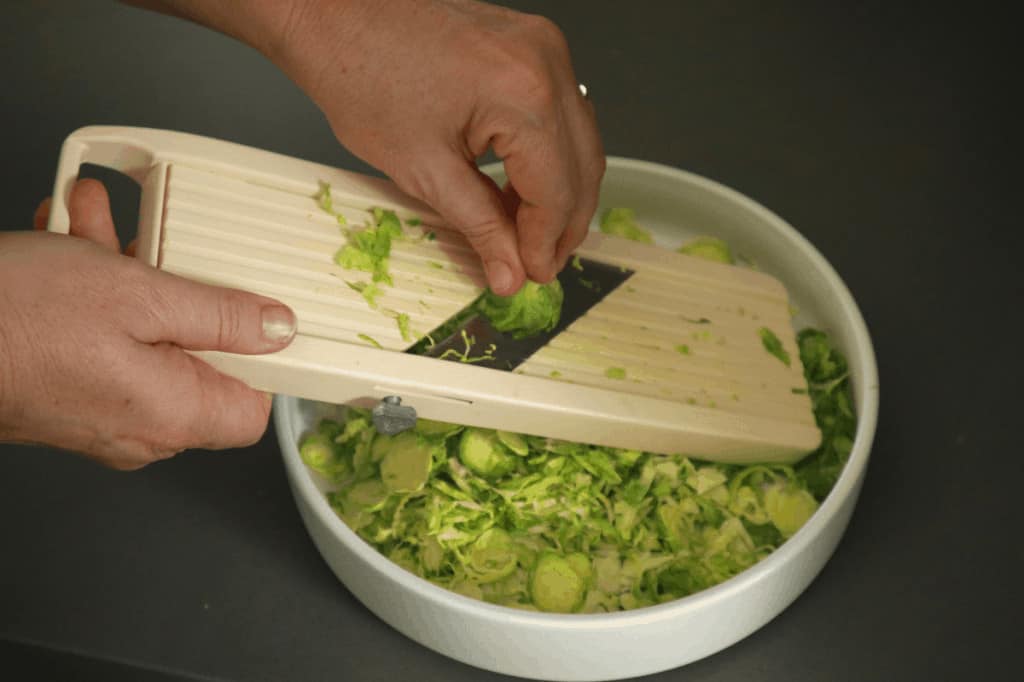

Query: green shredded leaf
(677, 236), (735, 264)
(396, 313), (413, 342)
(357, 333), (383, 349)
(436, 330), (496, 364)
(314, 181), (334, 214)
(326, 198), (404, 285)
(346, 280), (383, 307)
(675, 344), (691, 355)
(758, 327), (791, 366)
(314, 181), (347, 226)
(599, 207), (654, 243)
(604, 367), (626, 380)
(794, 329), (857, 499)
(571, 255), (583, 271)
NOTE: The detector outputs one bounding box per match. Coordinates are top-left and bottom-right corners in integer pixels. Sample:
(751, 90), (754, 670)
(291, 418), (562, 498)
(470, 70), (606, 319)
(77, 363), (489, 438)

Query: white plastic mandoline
(46, 126), (820, 463)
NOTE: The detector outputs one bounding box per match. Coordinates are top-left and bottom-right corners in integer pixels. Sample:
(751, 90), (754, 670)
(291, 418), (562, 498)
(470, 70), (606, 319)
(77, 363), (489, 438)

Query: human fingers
(490, 21), (604, 282)
(553, 110), (605, 268)
(121, 262), (296, 352)
(67, 179), (122, 252)
(141, 342), (274, 454)
(33, 197), (51, 230)
(399, 156), (526, 295)
(125, 264), (297, 354)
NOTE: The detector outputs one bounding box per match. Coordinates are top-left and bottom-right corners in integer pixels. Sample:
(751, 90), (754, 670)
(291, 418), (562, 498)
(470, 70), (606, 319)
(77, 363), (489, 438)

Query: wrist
(261, 0), (374, 105)
(123, 0), (314, 62)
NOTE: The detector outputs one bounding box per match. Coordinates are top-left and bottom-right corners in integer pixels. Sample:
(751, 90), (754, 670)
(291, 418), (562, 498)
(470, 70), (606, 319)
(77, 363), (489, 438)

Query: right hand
(0, 179), (297, 470)
(272, 0), (605, 294)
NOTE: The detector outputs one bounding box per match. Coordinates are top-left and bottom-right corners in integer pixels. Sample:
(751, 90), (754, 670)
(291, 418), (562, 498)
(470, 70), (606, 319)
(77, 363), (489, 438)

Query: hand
(0, 180), (297, 469)
(274, 0), (605, 293)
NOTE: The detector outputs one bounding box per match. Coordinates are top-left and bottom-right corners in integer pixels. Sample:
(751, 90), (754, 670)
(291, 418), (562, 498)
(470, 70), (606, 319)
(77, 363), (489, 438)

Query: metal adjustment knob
(371, 396), (418, 435)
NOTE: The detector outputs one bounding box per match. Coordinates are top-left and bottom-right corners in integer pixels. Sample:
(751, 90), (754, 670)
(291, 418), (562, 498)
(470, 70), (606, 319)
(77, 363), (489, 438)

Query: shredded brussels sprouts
(306, 205), (859, 613)
(300, 326), (855, 613)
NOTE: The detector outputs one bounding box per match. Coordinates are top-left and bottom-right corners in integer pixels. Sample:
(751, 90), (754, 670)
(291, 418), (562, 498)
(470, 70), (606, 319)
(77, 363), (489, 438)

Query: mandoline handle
(46, 126), (158, 234)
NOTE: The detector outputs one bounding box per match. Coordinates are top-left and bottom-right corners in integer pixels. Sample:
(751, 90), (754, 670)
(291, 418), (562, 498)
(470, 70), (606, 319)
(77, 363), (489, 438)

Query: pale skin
(0, 0), (604, 469)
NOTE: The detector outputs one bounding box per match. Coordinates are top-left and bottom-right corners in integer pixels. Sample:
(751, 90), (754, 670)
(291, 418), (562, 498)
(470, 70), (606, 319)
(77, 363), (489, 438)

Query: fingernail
(487, 261), (514, 294)
(261, 305), (296, 343)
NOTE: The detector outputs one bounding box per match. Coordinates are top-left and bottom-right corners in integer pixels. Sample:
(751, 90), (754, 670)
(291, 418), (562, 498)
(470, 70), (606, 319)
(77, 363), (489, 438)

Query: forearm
(121, 0), (374, 103)
(0, 312), (13, 442)
(0, 239), (28, 443)
(120, 0), (328, 63)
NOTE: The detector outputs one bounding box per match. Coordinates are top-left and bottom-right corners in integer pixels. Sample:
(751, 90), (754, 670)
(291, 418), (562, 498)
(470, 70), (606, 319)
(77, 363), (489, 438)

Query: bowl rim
(275, 155), (880, 629)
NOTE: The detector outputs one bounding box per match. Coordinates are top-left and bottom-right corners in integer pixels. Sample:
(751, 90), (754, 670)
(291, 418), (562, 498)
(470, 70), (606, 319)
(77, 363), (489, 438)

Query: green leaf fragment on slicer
(396, 313), (413, 342)
(326, 197), (403, 287)
(346, 280), (383, 307)
(357, 333), (383, 349)
(675, 344), (691, 355)
(314, 181), (348, 225)
(571, 255), (583, 271)
(758, 327), (791, 366)
(314, 180), (334, 213)
(605, 367), (626, 380)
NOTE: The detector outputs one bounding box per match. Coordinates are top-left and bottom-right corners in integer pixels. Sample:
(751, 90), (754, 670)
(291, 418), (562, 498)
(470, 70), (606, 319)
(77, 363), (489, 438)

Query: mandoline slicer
(47, 126), (821, 463)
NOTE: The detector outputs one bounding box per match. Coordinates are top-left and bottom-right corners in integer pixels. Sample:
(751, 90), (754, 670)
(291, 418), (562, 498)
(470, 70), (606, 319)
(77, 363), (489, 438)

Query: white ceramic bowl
(274, 157), (879, 681)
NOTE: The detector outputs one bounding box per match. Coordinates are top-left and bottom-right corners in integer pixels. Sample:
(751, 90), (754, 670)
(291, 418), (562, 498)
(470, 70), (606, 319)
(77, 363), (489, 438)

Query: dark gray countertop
(2, 2), (1018, 680)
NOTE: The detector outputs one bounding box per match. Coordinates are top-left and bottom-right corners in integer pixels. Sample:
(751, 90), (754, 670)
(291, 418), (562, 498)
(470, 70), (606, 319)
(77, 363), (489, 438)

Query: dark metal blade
(408, 257), (634, 370)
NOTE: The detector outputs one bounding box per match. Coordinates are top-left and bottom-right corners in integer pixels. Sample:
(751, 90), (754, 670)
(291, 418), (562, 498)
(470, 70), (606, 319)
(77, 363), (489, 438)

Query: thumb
(129, 265), (297, 353)
(401, 156), (526, 295)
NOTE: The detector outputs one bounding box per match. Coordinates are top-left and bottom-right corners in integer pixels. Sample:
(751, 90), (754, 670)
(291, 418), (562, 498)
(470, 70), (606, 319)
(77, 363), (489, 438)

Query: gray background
(1, 1), (1018, 680)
